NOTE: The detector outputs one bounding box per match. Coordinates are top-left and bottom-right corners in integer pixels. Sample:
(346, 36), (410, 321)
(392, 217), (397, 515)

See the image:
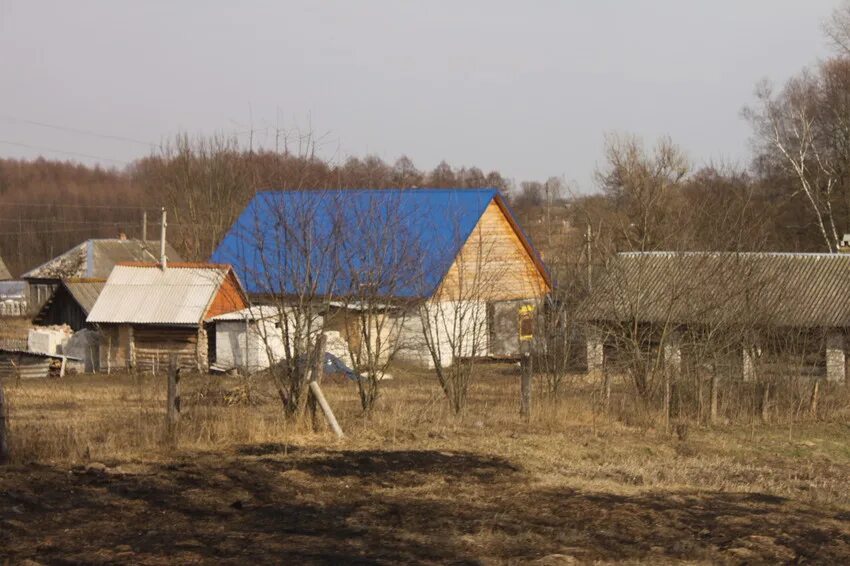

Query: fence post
(520, 351), (532, 420)
(309, 381), (343, 438)
(809, 379), (820, 418)
(710, 372), (719, 424)
(309, 334), (327, 431)
(0, 380), (9, 464)
(166, 354), (181, 443)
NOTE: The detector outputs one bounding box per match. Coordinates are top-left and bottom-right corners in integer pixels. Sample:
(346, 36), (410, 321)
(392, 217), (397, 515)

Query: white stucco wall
(395, 300), (489, 369)
(214, 316), (310, 371)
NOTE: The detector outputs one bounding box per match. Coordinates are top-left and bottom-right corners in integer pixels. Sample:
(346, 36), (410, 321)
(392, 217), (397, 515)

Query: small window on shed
(518, 304), (535, 341)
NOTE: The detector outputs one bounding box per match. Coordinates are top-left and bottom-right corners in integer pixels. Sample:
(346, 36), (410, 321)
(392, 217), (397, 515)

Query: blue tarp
(211, 188), (500, 298)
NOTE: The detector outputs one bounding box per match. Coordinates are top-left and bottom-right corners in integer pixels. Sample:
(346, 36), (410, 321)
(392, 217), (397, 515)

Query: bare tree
(745, 77), (844, 252)
(596, 133), (689, 251)
(335, 192), (425, 412)
(134, 133), (254, 260)
(222, 190), (344, 419)
(415, 205), (513, 414)
(825, 1), (850, 56)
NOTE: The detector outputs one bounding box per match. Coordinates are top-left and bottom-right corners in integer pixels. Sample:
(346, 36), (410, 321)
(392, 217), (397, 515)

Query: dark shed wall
(26, 279), (58, 316)
(35, 285), (88, 330)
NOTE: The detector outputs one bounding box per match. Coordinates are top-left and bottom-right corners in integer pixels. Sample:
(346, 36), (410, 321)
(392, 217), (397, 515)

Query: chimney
(160, 207), (167, 270)
(840, 234), (850, 254)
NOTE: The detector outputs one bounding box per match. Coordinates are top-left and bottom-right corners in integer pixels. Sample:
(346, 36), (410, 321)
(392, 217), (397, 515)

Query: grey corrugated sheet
(0, 348), (75, 379)
(63, 280), (106, 314)
(87, 265), (230, 325)
(22, 239), (183, 280)
(0, 355), (51, 379)
(580, 252), (850, 328)
(0, 255), (11, 280)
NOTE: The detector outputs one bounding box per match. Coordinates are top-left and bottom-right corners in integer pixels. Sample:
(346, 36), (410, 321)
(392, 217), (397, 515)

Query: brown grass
(2, 365), (850, 564)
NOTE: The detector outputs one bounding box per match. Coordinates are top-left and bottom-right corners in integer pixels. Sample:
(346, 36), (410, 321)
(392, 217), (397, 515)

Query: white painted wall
(395, 300), (489, 369)
(214, 310), (323, 372)
(215, 319), (286, 371)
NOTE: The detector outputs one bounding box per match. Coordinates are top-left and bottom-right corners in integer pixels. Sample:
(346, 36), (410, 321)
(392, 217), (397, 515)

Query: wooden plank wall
(133, 326), (199, 374)
(438, 202), (549, 302)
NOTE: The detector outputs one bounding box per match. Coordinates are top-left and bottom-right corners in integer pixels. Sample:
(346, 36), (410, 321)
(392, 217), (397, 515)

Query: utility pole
(160, 207), (167, 270)
(585, 224), (593, 291)
(142, 211), (147, 241)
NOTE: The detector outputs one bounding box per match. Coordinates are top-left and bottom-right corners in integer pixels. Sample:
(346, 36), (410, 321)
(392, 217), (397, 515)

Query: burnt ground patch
(1, 448), (849, 564)
(293, 449), (519, 487)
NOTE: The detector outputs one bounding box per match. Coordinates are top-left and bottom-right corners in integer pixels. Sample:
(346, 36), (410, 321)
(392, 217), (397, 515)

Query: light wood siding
(437, 201), (549, 301)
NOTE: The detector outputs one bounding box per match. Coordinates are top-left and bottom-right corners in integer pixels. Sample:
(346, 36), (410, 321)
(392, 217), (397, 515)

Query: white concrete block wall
(215, 313), (321, 372)
(585, 326), (604, 374)
(395, 300), (489, 369)
(826, 331), (846, 383)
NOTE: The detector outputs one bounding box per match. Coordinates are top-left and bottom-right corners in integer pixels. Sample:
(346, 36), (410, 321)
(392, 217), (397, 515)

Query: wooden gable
(204, 269), (248, 320)
(436, 199), (551, 302)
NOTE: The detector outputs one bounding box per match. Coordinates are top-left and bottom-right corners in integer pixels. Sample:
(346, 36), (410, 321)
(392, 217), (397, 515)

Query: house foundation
(826, 331), (845, 383)
(742, 346), (755, 382)
(585, 327), (604, 374)
(663, 329), (682, 376)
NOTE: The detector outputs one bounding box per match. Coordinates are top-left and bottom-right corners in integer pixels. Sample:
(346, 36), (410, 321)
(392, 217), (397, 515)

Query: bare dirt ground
(1, 368), (850, 564)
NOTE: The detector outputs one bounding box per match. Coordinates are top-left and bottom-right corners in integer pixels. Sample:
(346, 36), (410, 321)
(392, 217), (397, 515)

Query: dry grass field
(2, 365), (850, 564)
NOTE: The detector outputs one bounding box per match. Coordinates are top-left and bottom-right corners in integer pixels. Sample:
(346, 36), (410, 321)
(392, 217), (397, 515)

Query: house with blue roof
(211, 188), (551, 368)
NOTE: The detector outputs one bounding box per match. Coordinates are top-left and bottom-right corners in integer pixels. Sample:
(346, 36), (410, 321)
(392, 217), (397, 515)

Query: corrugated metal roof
(63, 279), (106, 314)
(0, 255), (11, 280)
(22, 239), (183, 280)
(210, 188), (548, 298)
(580, 251), (850, 328)
(87, 264), (230, 325)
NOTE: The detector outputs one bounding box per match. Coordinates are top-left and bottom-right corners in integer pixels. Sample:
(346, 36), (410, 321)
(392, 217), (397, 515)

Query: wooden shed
(21, 237), (182, 315)
(87, 263), (247, 374)
(33, 279), (105, 331)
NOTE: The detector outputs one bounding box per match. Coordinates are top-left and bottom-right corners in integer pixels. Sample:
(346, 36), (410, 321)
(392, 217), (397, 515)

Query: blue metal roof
(211, 188), (501, 298)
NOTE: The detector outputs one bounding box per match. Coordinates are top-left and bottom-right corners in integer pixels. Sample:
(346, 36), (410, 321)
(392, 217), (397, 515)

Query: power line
(0, 226), (123, 236)
(0, 201), (153, 211)
(0, 115), (157, 148)
(0, 217), (144, 226)
(0, 140), (130, 165)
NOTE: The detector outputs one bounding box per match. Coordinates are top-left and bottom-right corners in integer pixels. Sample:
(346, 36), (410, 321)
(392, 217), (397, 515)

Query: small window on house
(518, 304), (535, 341)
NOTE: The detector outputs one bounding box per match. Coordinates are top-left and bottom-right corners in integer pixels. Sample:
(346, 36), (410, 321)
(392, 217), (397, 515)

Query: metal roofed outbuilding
(579, 251), (850, 383)
(21, 238), (184, 315)
(87, 263), (248, 374)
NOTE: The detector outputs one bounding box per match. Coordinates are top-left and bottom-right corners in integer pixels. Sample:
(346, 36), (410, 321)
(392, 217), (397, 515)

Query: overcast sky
(0, 1), (842, 192)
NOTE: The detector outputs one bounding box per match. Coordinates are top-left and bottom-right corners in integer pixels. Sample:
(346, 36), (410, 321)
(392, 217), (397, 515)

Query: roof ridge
(254, 187), (499, 194)
(116, 261), (231, 270)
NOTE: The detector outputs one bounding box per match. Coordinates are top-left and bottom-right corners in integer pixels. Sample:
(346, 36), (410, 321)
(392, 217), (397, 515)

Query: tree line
(0, 145), (510, 276)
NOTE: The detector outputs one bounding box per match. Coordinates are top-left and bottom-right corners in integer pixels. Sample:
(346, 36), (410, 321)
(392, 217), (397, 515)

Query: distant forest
(0, 118), (840, 279)
(0, 147), (517, 276)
